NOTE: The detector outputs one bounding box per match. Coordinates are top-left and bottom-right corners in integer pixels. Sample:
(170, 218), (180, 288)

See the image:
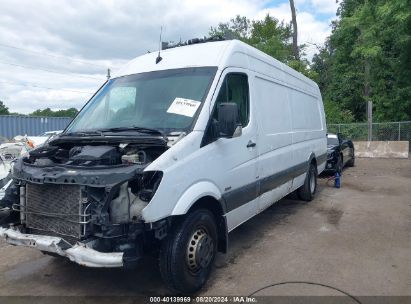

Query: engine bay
(2, 138), (170, 259)
(25, 142), (166, 168)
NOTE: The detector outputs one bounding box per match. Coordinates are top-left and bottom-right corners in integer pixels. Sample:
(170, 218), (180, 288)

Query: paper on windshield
(167, 97), (201, 117)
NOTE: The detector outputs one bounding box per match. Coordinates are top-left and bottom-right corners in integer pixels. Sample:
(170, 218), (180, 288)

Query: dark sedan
(325, 133), (355, 173)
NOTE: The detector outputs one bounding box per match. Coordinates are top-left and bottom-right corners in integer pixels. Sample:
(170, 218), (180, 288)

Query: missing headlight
(139, 171), (163, 202)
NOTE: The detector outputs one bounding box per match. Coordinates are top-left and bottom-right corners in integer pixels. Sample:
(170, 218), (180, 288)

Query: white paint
(138, 40), (326, 230)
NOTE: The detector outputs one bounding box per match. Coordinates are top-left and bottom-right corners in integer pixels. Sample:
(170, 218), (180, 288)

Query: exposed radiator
(24, 183), (89, 241)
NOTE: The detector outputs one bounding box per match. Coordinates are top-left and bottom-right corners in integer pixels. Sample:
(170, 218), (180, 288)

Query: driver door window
(213, 73), (249, 127)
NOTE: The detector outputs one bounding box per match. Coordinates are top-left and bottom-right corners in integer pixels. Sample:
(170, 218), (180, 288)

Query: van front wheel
(297, 162), (317, 201)
(159, 209), (217, 294)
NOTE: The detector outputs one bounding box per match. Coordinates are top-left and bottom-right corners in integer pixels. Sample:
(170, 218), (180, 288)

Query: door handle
(247, 141), (256, 148)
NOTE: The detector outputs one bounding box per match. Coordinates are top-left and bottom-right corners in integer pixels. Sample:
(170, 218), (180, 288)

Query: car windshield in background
(327, 137), (339, 145)
(66, 67), (217, 135)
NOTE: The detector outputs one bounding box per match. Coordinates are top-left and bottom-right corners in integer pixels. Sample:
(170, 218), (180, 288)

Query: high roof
(114, 39), (318, 96)
(114, 40), (235, 77)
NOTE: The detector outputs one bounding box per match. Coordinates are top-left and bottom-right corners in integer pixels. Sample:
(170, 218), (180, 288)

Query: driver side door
(202, 68), (259, 231)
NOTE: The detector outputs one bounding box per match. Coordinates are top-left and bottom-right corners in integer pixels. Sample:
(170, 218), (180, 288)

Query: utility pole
(106, 68), (111, 80)
(367, 100), (373, 141)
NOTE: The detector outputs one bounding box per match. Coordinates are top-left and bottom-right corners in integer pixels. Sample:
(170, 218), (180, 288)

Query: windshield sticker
(167, 98), (201, 117)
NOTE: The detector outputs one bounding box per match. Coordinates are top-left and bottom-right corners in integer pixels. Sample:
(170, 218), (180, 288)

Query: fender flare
(171, 181), (223, 216)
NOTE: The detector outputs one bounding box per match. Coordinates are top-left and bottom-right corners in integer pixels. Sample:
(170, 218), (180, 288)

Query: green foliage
(0, 101), (9, 115)
(209, 15), (251, 41)
(312, 0), (411, 122)
(248, 15), (293, 62)
(29, 107), (78, 118)
(210, 15), (295, 62)
(324, 100), (355, 124)
(209, 15), (317, 81)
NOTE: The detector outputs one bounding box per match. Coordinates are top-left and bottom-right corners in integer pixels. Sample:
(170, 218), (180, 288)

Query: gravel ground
(0, 158), (410, 299)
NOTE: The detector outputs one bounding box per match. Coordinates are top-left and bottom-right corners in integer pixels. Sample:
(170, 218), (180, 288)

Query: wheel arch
(187, 196), (228, 253)
(170, 181), (228, 253)
(308, 152), (318, 168)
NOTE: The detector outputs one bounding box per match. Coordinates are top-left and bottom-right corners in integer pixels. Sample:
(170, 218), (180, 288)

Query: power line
(0, 60), (104, 81)
(0, 42), (108, 68)
(0, 80), (94, 95)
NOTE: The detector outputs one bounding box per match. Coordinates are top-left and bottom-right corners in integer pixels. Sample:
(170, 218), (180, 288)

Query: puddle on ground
(316, 207), (343, 226)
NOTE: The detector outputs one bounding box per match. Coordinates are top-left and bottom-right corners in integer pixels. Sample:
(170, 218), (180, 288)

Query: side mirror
(217, 103), (242, 138)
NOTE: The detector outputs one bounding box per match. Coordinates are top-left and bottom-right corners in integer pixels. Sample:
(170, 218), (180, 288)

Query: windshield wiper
(99, 126), (165, 137)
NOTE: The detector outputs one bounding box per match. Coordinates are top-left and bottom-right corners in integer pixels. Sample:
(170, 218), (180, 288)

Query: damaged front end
(0, 135), (169, 268)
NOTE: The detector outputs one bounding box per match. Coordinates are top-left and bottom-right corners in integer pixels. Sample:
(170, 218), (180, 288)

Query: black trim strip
(222, 181), (258, 212)
(223, 154), (326, 213)
(259, 162), (307, 195)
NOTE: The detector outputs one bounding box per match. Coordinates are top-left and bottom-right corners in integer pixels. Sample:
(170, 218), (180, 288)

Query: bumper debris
(0, 227), (124, 268)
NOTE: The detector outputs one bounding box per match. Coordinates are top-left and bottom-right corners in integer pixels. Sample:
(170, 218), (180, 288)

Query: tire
(297, 162), (318, 201)
(347, 150), (355, 167)
(335, 154), (343, 173)
(159, 209), (218, 294)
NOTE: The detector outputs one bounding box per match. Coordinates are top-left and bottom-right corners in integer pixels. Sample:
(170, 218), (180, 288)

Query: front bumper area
(0, 227), (124, 267)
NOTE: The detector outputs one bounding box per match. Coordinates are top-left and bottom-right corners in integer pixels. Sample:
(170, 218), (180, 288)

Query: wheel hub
(186, 228), (214, 272)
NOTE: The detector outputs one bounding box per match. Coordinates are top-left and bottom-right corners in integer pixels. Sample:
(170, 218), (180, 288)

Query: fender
(171, 181), (223, 216)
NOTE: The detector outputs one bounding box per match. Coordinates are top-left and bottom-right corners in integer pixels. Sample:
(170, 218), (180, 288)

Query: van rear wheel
(159, 209), (217, 294)
(297, 162), (317, 201)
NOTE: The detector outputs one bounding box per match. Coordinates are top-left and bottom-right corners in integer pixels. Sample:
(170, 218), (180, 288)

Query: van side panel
(253, 76), (294, 211)
(289, 88), (327, 190)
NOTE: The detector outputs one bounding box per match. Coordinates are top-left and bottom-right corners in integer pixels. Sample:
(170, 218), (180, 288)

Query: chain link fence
(328, 121), (411, 149)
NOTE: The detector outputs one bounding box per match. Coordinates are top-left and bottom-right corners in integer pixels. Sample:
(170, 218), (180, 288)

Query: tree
(311, 0), (411, 122)
(248, 14), (294, 62)
(210, 15), (316, 79)
(289, 0), (299, 59)
(54, 108), (79, 118)
(209, 15), (251, 41)
(210, 15), (293, 61)
(29, 107), (78, 118)
(0, 101), (9, 115)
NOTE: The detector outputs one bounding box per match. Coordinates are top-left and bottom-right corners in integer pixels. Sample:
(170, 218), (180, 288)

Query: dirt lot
(0, 158), (410, 298)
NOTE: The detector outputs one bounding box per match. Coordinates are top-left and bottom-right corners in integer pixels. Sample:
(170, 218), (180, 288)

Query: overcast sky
(0, 0), (338, 114)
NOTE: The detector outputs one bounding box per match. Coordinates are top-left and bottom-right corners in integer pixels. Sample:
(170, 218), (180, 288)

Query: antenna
(156, 26), (163, 64)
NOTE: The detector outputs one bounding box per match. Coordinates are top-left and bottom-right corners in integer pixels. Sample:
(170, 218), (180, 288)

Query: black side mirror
(217, 102), (242, 138)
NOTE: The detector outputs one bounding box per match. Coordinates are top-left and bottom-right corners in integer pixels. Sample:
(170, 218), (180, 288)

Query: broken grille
(24, 183), (89, 240)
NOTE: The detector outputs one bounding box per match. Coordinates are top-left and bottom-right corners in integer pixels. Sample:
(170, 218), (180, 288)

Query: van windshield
(66, 67), (217, 135)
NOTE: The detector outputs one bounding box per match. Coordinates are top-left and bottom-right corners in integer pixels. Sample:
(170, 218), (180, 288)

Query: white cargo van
(0, 39), (327, 293)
